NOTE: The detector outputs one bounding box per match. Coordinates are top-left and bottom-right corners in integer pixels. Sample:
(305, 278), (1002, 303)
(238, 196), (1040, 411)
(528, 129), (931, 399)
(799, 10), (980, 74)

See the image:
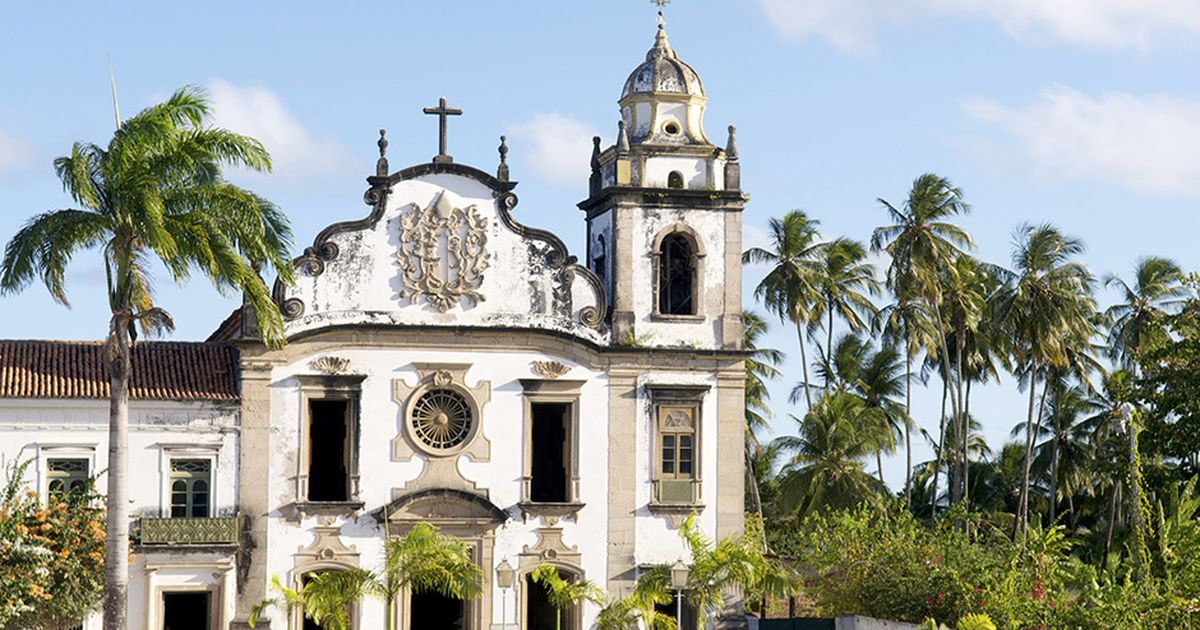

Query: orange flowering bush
(0, 459), (105, 629)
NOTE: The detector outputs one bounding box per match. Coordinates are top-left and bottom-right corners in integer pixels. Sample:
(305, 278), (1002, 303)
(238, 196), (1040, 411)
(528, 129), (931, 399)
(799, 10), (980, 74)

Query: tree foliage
(0, 460), (105, 629)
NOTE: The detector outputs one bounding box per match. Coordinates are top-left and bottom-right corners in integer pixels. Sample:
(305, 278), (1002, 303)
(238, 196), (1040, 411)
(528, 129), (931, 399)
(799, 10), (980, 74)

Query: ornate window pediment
(396, 190), (490, 312)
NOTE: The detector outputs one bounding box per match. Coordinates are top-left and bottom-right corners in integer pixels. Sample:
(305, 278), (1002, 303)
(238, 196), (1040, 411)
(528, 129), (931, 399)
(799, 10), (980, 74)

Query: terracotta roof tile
(0, 340), (239, 401)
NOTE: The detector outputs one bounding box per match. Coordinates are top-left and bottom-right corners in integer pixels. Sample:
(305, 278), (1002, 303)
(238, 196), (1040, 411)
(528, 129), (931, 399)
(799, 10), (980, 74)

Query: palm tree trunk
(931, 374), (949, 517)
(1014, 368), (1038, 542)
(1103, 482), (1119, 569)
(963, 378), (972, 508)
(102, 313), (131, 630)
(796, 321), (813, 409)
(954, 333), (966, 507)
(929, 301), (962, 511)
(904, 330), (913, 510)
(877, 451), (885, 486)
(825, 305), (834, 392)
(1048, 388), (1061, 524)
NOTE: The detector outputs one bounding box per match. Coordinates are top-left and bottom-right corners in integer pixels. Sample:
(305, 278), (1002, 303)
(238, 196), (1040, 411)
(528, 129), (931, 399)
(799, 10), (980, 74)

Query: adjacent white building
(0, 18), (747, 630)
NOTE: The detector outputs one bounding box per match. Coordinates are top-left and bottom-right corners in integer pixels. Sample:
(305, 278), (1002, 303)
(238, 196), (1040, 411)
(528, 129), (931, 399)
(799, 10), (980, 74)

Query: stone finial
(589, 136), (602, 195)
(724, 124), (741, 191)
(497, 135), (510, 182)
(617, 120), (630, 153)
(376, 129), (389, 176)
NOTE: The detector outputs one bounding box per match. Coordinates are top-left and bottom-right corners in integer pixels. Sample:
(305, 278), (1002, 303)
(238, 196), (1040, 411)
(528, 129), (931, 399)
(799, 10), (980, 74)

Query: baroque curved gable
(274, 162), (608, 342)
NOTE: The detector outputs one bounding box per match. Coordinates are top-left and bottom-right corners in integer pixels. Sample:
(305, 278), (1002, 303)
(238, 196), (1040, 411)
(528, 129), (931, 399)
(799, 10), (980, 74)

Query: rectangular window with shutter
(47, 458), (89, 496)
(169, 459), (212, 517)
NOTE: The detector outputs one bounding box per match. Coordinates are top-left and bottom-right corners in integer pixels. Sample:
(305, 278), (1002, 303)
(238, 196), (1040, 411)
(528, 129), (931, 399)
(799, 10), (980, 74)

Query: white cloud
(207, 79), (353, 179)
(963, 87), (1200, 197)
(0, 130), (37, 180)
(757, 0), (1200, 51)
(506, 113), (601, 188)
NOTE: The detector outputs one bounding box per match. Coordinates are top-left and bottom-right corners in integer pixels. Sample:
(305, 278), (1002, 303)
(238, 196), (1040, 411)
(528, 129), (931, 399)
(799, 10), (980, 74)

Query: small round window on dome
(664, 122), (681, 135)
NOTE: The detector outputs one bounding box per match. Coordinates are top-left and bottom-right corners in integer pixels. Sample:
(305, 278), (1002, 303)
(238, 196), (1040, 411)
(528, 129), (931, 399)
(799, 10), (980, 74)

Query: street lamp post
(670, 560), (689, 629)
(496, 559), (515, 630)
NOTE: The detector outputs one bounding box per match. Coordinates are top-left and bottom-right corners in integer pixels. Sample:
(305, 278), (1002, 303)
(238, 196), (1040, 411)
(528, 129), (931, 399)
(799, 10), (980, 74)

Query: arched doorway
(524, 568), (581, 630)
(375, 488), (507, 630)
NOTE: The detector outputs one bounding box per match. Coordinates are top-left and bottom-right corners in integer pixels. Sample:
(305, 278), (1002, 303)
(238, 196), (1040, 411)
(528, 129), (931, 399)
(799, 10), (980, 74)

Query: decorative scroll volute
(396, 190), (489, 312)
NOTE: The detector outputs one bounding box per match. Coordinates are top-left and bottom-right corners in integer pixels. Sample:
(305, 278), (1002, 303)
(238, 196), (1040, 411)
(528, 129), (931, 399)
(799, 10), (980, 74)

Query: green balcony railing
(140, 516), (239, 545)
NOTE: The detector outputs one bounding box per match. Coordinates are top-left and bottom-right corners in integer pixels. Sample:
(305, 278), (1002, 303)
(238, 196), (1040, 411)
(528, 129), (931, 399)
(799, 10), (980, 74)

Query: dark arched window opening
(667, 171), (684, 189)
(658, 234), (695, 316)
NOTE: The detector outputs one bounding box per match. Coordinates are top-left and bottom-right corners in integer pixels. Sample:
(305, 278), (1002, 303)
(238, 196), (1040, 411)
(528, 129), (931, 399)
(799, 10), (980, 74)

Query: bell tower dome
(620, 17), (710, 146)
(580, 15), (746, 351)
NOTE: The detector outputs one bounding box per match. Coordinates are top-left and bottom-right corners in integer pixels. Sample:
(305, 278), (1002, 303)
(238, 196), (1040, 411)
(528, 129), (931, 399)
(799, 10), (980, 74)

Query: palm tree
(744, 211), (824, 407)
(875, 298), (935, 509)
(0, 87), (293, 630)
(775, 392), (889, 519)
(1104, 256), (1187, 371)
(595, 578), (676, 630)
(853, 342), (907, 486)
(995, 223), (1096, 540)
(249, 575), (307, 630)
(873, 174), (973, 507)
(297, 522), (482, 630)
(806, 332), (867, 395)
(809, 237), (879, 368)
(939, 255), (988, 504)
(530, 564), (606, 630)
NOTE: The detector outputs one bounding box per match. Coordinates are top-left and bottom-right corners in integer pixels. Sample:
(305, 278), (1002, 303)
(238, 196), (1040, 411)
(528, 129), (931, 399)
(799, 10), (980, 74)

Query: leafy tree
(0, 459), (105, 630)
(530, 564), (606, 630)
(0, 86), (294, 629)
(744, 211), (824, 408)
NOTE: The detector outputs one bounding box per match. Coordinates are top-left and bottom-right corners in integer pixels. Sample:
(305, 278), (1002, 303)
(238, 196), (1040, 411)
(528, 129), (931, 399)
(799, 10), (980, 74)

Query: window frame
(647, 384), (709, 512)
(156, 445), (219, 518)
(168, 458), (213, 518)
(651, 225), (706, 321)
(36, 444), (97, 501)
(296, 374), (366, 508)
(518, 378), (586, 519)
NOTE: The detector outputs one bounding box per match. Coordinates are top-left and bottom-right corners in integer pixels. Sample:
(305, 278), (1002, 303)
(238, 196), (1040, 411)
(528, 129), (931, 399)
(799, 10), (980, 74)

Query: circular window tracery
(410, 389), (474, 451)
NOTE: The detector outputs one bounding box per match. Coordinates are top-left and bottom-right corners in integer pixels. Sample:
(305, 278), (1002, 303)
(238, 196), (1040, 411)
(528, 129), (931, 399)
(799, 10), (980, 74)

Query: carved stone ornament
(397, 190), (489, 312)
(310, 356), (351, 375)
(531, 360), (571, 379)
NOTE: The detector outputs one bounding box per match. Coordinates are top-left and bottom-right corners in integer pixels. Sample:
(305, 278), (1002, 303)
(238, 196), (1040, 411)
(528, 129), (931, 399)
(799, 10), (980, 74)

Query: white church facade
(0, 19), (748, 630)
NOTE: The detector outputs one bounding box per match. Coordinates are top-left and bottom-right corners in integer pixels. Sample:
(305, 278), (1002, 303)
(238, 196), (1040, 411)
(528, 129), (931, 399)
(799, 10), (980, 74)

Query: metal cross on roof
(423, 96), (463, 164)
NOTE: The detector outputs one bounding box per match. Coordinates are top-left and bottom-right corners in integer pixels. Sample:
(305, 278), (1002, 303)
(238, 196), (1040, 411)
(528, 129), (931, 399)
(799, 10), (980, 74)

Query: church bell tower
(580, 15), (745, 351)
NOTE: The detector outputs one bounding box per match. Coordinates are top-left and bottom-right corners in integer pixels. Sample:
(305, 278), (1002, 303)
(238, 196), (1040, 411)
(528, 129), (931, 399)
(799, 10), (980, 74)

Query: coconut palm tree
(0, 87), (293, 630)
(294, 522), (482, 630)
(851, 342), (906, 486)
(939, 255), (989, 504)
(249, 575), (307, 630)
(809, 238), (879, 367)
(775, 392), (889, 519)
(873, 174), (973, 507)
(995, 223), (1096, 540)
(875, 297), (935, 509)
(595, 578), (676, 630)
(744, 211), (824, 408)
(806, 332), (867, 395)
(530, 564), (606, 630)
(1104, 256), (1188, 371)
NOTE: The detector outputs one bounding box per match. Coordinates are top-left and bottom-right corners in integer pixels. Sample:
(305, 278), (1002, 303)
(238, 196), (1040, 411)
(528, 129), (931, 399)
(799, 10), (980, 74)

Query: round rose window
(410, 389), (473, 450)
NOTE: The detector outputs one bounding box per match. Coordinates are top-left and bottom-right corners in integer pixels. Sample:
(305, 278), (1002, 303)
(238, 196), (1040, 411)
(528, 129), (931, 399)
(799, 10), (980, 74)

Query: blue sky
(2, 1), (1198, 487)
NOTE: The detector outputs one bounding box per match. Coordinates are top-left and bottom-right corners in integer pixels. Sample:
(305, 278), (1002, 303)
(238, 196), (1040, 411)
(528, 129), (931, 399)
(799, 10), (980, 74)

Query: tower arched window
(658, 234), (696, 316)
(667, 171), (684, 189)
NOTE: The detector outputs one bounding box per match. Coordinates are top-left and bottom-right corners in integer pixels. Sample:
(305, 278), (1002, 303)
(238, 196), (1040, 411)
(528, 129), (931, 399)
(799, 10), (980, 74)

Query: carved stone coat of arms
(397, 191), (490, 312)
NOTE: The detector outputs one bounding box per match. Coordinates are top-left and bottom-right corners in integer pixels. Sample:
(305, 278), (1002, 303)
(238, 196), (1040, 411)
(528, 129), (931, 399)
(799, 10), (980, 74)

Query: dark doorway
(530, 403), (569, 503)
(655, 596), (699, 630)
(162, 591), (209, 630)
(309, 400), (349, 501)
(410, 590), (465, 630)
(527, 573), (565, 630)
